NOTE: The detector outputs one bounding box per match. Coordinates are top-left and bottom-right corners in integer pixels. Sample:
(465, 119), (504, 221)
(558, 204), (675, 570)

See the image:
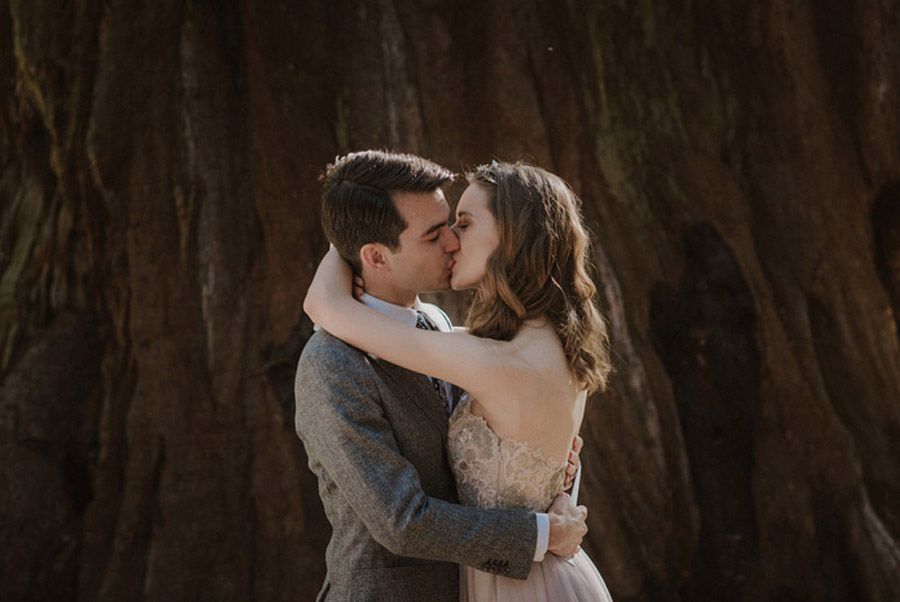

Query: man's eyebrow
(421, 221), (446, 237)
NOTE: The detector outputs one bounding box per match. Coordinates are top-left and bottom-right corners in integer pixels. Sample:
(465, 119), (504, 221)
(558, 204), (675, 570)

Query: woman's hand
(303, 246), (355, 325)
(353, 274), (366, 300)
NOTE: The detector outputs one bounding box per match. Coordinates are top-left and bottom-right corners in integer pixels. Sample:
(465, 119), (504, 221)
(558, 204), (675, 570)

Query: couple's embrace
(296, 150), (614, 601)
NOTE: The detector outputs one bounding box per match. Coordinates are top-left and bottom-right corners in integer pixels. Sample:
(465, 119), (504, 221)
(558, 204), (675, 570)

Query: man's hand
(562, 434), (583, 491)
(546, 492), (588, 558)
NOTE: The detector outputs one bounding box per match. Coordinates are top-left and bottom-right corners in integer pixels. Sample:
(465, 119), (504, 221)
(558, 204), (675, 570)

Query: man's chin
(420, 277), (453, 294)
(421, 286), (453, 294)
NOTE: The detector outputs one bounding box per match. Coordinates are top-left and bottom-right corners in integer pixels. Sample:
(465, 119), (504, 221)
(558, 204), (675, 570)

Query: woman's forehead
(457, 183), (490, 213)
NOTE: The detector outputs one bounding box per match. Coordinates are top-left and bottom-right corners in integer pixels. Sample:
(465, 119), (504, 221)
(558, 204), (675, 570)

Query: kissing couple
(296, 150), (614, 601)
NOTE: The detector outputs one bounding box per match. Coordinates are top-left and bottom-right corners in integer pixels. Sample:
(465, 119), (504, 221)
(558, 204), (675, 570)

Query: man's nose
(442, 226), (460, 252)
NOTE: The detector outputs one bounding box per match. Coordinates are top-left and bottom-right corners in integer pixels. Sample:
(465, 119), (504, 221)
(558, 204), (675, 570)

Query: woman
(304, 161), (614, 601)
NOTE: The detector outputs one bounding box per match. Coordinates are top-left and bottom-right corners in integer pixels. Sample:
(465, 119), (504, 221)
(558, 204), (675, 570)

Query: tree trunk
(1, 1), (898, 601)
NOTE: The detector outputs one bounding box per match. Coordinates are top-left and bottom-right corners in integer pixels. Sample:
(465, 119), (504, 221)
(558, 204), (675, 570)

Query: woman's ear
(359, 243), (390, 272)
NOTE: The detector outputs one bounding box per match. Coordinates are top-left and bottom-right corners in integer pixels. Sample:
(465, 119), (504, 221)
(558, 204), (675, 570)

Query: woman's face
(450, 183), (500, 290)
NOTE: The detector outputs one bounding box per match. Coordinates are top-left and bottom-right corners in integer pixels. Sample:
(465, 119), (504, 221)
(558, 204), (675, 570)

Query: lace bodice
(447, 396), (566, 512)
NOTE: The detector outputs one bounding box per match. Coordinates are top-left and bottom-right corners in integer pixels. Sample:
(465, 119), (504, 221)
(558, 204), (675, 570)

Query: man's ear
(359, 243), (391, 272)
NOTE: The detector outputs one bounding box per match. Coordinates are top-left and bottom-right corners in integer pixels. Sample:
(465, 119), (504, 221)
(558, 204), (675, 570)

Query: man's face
(385, 189), (459, 295)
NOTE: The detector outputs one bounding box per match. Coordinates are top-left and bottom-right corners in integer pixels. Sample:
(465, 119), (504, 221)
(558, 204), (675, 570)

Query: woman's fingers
(353, 275), (366, 300)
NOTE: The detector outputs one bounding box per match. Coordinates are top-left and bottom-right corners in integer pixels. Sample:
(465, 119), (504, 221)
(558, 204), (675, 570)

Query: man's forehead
(393, 189), (449, 218)
(391, 190), (449, 238)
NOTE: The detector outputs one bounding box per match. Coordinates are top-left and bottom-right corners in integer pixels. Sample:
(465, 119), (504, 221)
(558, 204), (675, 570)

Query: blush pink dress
(448, 396), (614, 601)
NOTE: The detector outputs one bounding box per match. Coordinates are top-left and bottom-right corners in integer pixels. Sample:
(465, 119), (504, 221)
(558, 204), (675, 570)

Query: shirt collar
(359, 292), (428, 327)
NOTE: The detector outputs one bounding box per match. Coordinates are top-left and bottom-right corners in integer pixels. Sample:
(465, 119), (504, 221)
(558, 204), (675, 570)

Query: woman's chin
(450, 275), (475, 291)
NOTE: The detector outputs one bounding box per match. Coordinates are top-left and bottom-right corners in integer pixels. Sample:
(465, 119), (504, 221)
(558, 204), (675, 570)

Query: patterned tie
(415, 311), (451, 414)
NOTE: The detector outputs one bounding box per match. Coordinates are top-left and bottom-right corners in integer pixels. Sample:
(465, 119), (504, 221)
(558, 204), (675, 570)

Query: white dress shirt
(359, 293), (551, 561)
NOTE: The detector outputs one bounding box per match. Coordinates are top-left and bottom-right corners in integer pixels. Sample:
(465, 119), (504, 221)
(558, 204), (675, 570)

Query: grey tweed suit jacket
(295, 330), (537, 602)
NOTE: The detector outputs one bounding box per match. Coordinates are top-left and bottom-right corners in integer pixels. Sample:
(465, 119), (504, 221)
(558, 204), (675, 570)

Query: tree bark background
(1, 1), (898, 601)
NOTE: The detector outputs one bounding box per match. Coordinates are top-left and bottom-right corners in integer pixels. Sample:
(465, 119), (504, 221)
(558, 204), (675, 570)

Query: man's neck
(362, 281), (418, 308)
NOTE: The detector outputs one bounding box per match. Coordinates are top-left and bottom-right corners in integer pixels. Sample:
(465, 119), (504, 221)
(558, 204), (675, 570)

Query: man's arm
(295, 341), (537, 579)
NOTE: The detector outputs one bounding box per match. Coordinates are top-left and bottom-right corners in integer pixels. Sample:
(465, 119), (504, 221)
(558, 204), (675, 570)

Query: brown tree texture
(1, 1), (899, 601)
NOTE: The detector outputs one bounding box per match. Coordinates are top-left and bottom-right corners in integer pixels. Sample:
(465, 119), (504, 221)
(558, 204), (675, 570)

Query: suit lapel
(371, 359), (449, 443)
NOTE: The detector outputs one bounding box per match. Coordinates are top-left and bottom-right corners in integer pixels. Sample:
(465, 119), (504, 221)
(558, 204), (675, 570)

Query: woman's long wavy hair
(465, 161), (612, 393)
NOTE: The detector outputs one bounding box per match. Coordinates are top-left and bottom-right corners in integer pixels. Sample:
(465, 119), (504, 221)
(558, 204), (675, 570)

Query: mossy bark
(1, 1), (898, 601)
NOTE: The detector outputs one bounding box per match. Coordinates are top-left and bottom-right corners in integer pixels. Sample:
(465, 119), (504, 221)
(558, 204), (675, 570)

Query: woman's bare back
(463, 319), (587, 467)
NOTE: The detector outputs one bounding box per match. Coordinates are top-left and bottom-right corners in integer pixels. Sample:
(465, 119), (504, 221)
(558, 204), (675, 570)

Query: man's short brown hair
(320, 150), (455, 271)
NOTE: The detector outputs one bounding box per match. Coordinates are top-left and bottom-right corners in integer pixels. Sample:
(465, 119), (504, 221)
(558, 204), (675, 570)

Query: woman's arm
(303, 248), (519, 398)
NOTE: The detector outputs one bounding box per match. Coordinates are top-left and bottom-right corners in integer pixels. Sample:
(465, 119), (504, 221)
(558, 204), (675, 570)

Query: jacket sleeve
(294, 341), (536, 579)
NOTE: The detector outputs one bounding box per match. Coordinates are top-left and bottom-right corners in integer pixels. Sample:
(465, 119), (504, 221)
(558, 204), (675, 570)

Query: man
(294, 150), (587, 601)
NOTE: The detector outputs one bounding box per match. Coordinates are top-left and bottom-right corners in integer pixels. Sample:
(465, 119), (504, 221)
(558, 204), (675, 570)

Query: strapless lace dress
(448, 396), (614, 601)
